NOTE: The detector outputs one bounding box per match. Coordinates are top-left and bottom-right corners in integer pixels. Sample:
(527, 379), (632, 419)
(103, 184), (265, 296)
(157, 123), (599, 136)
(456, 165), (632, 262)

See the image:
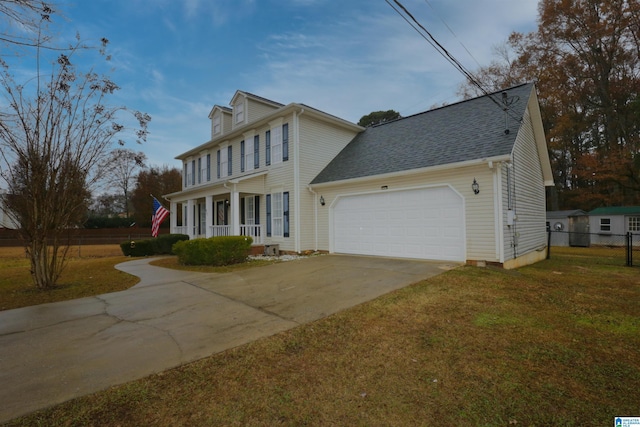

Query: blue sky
(52, 0), (539, 168)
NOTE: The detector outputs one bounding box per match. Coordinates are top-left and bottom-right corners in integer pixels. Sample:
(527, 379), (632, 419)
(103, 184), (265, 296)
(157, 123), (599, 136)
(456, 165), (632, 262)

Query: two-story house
(166, 83), (554, 268)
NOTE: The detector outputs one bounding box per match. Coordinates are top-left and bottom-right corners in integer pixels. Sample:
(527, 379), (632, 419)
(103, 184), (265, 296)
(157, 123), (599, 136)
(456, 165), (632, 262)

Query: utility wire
(423, 0), (483, 69)
(385, 0), (522, 123)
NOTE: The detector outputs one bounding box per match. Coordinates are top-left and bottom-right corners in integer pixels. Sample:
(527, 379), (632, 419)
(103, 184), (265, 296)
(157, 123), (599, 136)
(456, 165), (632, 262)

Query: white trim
(328, 183), (466, 261)
(311, 155), (512, 189)
(294, 110), (303, 253)
(494, 162), (505, 263)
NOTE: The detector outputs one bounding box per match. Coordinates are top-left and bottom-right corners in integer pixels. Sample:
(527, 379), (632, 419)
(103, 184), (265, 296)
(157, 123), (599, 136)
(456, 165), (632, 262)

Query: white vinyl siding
(502, 107), (547, 261)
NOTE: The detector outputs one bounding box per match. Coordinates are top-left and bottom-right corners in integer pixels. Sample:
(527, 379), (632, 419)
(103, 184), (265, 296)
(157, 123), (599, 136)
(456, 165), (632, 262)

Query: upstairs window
(600, 218), (611, 232)
(271, 126), (282, 164)
(235, 102), (244, 124)
(183, 163), (188, 187)
(213, 114), (221, 135)
(241, 138), (254, 173)
(219, 146), (232, 177)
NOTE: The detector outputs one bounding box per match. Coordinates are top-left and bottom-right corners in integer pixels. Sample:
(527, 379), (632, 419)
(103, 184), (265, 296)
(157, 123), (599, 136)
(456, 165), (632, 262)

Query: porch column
(231, 186), (240, 236)
(170, 201), (177, 234)
(186, 199), (195, 239)
(205, 195), (213, 238)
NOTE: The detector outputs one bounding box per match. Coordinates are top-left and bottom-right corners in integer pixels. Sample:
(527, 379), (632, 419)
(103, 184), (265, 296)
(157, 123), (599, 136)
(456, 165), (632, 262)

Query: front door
(216, 200), (228, 226)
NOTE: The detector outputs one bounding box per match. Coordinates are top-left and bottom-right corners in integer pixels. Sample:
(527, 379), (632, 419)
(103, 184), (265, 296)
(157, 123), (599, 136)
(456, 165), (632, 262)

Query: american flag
(151, 196), (169, 237)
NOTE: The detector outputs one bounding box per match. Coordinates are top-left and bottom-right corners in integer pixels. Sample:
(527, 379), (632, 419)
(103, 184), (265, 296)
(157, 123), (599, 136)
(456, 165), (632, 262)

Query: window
(191, 160), (195, 186)
(242, 138), (254, 173)
(266, 191), (289, 238)
(199, 155), (209, 183)
(600, 218), (611, 232)
(183, 163), (187, 187)
(629, 216), (640, 232)
(213, 114), (221, 135)
(244, 196), (255, 225)
(271, 126), (282, 164)
(235, 102), (244, 124)
(219, 146), (232, 177)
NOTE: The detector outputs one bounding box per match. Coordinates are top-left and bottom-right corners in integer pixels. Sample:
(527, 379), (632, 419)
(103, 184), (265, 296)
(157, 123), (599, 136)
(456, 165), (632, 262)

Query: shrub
(173, 235), (253, 266)
(120, 234), (189, 257)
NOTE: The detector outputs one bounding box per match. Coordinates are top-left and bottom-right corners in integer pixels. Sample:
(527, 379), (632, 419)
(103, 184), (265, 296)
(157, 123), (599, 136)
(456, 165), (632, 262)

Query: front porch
(170, 189), (263, 245)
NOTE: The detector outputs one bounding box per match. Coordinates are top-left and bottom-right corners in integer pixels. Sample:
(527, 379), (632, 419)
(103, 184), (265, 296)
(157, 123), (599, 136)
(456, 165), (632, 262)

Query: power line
(385, 0), (522, 123)
(423, 0), (483, 70)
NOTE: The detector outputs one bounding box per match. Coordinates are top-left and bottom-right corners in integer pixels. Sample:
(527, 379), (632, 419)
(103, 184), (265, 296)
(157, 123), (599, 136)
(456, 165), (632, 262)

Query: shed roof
(546, 210), (588, 219)
(588, 206), (640, 216)
(311, 83), (535, 185)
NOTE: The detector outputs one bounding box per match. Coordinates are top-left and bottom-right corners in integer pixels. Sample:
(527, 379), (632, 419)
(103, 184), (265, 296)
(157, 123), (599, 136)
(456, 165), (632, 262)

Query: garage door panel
(332, 187), (465, 262)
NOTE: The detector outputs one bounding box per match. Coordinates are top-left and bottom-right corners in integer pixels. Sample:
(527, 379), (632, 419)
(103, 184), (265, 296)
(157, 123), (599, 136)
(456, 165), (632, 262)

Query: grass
(0, 245), (138, 311)
(5, 247), (639, 426)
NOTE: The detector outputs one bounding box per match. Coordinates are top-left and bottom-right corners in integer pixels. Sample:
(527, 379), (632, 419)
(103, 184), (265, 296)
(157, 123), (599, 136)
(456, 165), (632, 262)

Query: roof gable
(311, 83), (535, 185)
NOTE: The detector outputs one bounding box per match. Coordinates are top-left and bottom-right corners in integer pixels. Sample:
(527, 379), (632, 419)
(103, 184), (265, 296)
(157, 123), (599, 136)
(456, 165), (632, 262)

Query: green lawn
(5, 247), (640, 426)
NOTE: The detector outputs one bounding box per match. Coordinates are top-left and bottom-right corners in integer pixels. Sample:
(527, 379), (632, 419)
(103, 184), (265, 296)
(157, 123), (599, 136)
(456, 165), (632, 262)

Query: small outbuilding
(546, 210), (589, 247)
(588, 206), (640, 246)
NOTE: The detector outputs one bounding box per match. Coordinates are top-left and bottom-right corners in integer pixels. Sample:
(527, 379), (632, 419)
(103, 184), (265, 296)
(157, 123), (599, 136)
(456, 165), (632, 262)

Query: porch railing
(208, 225), (263, 245)
(240, 224), (263, 245)
(210, 225), (231, 237)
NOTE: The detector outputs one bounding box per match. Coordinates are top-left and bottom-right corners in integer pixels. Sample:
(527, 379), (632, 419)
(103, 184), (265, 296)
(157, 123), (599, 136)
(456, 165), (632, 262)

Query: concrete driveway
(0, 254), (454, 423)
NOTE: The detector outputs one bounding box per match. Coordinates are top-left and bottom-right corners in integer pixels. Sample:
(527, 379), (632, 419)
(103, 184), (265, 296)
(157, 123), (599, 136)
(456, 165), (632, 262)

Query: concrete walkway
(0, 255), (453, 423)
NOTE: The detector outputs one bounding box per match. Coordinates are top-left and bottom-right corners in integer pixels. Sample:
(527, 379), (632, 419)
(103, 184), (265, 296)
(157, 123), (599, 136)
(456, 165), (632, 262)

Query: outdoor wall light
(320, 195), (325, 206)
(472, 178), (480, 195)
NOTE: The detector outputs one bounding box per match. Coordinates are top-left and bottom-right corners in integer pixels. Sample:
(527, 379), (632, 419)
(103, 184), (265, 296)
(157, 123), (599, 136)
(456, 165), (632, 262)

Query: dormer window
(212, 114), (221, 135)
(235, 102), (244, 124)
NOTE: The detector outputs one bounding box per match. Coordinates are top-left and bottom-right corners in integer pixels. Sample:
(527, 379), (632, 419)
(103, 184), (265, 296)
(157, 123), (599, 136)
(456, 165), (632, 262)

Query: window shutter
(240, 140), (245, 172)
(216, 150), (221, 179)
(197, 158), (202, 183)
(265, 130), (271, 166)
(283, 192), (289, 237)
(240, 198), (246, 225)
(228, 146), (232, 175)
(191, 160), (196, 185)
(283, 123), (289, 161)
(206, 154), (211, 181)
(254, 135), (260, 169)
(266, 194), (272, 237)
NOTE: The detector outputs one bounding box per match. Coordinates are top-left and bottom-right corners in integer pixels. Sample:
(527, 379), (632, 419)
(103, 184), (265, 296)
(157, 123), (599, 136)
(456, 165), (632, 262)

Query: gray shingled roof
(311, 83), (534, 185)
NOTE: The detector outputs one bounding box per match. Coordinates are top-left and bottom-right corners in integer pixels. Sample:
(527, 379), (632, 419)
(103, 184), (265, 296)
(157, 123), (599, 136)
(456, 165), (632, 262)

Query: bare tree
(0, 1), (55, 50)
(101, 149), (147, 218)
(0, 35), (150, 289)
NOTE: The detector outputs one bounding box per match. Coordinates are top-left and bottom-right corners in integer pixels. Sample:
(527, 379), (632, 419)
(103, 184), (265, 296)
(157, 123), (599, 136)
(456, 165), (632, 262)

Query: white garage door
(332, 187), (465, 261)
